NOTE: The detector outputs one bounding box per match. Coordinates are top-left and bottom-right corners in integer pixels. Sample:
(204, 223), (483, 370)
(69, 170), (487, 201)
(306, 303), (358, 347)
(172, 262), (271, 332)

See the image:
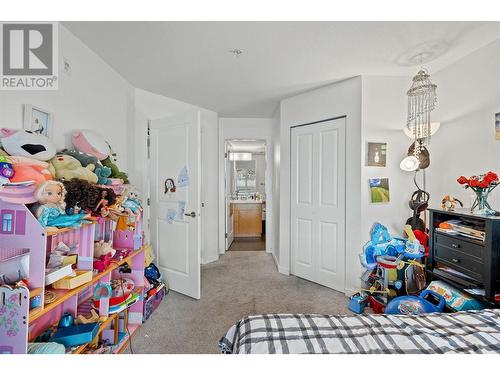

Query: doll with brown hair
(34, 180), (89, 229)
(63, 179), (116, 216)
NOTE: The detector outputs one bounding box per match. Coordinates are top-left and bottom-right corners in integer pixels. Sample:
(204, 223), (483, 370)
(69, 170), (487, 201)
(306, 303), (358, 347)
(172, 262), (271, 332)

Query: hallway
(130, 251), (350, 353)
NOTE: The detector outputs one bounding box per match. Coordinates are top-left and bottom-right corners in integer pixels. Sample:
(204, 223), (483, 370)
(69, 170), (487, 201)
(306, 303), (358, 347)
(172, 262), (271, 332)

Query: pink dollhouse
(0, 196), (145, 354)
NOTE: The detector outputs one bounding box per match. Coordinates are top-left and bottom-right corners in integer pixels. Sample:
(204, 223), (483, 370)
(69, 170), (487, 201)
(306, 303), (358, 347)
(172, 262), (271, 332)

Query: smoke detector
(229, 49), (243, 57)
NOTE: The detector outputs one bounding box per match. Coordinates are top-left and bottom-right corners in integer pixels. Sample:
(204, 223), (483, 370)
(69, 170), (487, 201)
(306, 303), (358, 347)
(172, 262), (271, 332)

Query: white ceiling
(228, 140), (266, 152)
(64, 21), (500, 117)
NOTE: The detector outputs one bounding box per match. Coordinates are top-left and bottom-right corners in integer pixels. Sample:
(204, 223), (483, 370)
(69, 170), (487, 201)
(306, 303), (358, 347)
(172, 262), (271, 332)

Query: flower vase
(471, 189), (494, 215)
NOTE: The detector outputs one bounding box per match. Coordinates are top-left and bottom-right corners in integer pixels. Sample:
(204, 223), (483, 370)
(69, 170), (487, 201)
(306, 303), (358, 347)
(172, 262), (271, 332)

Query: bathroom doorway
(224, 139), (268, 252)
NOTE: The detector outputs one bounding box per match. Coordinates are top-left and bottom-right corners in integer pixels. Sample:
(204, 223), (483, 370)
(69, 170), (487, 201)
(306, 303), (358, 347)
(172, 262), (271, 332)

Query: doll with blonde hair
(34, 180), (89, 229)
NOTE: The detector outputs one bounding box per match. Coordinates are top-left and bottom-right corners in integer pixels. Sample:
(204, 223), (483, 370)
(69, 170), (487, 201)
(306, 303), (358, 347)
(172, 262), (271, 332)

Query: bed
(219, 309), (500, 354)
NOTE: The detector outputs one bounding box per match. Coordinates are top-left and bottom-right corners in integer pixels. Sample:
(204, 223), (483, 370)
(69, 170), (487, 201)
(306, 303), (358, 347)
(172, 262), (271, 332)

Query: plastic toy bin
(50, 323), (99, 347)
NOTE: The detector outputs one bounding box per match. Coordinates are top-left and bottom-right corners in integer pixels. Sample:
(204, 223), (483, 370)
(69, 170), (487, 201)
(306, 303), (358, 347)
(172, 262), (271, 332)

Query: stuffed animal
(0, 128), (56, 161)
(101, 156), (129, 183)
(122, 185), (143, 214)
(49, 154), (98, 183)
(94, 165), (112, 185)
(8, 155), (54, 185)
(72, 130), (109, 160)
(94, 240), (116, 258)
(441, 195), (463, 211)
(59, 149), (98, 168)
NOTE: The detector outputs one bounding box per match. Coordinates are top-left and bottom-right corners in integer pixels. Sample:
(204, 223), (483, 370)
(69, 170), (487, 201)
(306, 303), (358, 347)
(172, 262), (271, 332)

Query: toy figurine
(441, 195), (463, 211)
(34, 180), (89, 229)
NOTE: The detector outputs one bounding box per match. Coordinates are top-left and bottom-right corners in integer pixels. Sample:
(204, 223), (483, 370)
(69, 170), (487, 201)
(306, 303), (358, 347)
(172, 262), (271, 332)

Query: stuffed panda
(0, 128), (56, 161)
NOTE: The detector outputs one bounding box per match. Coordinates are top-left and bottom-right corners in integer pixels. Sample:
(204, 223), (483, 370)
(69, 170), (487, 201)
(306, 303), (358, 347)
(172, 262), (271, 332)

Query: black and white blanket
(219, 310), (500, 354)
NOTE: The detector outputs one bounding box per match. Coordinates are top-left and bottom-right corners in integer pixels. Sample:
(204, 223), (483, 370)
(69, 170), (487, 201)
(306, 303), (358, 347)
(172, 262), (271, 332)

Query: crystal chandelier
(406, 69), (437, 158)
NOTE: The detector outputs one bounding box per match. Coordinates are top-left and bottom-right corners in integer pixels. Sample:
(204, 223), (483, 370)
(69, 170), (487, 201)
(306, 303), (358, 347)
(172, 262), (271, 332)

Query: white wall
(361, 76), (416, 238)
(271, 108), (281, 266)
(0, 24), (135, 172)
(279, 77), (362, 293)
(427, 38), (500, 211)
(218, 117), (274, 255)
(134, 88), (219, 265)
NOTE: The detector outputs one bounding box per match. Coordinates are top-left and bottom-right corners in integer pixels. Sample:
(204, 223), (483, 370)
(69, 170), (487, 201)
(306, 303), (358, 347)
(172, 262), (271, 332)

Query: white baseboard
(272, 252), (289, 275)
(201, 253), (219, 265)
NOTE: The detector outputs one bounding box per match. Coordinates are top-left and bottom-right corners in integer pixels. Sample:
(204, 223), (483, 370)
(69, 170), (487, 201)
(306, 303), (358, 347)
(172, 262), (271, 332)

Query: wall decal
(164, 178), (176, 193)
(177, 166), (189, 187)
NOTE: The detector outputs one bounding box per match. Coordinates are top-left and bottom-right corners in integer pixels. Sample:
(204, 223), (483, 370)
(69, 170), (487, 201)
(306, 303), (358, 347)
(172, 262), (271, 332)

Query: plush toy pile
(0, 128), (140, 230)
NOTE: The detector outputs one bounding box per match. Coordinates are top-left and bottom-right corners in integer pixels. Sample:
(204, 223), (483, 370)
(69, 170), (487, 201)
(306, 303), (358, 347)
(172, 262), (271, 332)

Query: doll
(121, 185), (143, 215)
(34, 181), (89, 229)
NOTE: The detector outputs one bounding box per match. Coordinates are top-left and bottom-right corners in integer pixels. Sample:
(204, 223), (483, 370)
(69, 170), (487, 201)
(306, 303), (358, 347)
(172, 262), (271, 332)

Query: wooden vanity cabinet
(233, 203), (262, 237)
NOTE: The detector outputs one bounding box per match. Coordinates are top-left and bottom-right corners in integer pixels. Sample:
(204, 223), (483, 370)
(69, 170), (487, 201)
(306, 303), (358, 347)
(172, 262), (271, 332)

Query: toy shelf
(29, 248), (144, 322)
(0, 198), (146, 354)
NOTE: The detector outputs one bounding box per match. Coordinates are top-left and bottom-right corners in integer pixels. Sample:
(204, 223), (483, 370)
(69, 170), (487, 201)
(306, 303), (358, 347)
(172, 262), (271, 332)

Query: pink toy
(0, 285), (29, 354)
(0, 128), (56, 161)
(0, 183), (37, 204)
(93, 253), (112, 273)
(72, 130), (109, 161)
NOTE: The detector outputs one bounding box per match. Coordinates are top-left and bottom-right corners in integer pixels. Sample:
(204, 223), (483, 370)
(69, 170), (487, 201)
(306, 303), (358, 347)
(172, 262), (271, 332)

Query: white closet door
(291, 118), (346, 292)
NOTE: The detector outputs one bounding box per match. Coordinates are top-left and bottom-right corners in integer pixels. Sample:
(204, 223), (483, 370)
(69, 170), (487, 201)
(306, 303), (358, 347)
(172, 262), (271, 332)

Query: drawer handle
(451, 258), (461, 263)
(451, 243), (461, 249)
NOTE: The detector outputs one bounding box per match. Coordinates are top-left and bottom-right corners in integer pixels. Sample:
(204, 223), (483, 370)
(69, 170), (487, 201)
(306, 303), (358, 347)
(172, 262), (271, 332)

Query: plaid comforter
(219, 309), (500, 354)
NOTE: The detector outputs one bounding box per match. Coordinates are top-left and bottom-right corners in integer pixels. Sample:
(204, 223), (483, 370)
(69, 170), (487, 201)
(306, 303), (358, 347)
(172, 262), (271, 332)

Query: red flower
(484, 171), (498, 184)
(479, 180), (489, 189)
(469, 179), (479, 187)
(457, 176), (468, 185)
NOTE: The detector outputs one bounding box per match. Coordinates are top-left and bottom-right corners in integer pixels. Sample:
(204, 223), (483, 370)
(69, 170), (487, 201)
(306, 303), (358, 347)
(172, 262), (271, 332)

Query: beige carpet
(127, 251), (350, 354)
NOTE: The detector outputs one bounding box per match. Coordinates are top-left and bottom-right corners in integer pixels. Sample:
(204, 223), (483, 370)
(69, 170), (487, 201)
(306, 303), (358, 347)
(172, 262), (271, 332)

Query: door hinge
(147, 198), (151, 206)
(224, 152), (228, 159)
(225, 233), (228, 238)
(147, 121), (151, 159)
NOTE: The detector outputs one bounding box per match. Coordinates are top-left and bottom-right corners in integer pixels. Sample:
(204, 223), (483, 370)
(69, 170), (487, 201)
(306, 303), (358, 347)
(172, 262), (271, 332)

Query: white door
(290, 118), (346, 292)
(150, 112), (201, 299)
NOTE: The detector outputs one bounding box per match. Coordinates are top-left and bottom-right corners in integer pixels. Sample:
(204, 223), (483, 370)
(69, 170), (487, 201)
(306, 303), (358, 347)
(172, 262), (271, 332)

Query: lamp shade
(400, 156), (420, 172)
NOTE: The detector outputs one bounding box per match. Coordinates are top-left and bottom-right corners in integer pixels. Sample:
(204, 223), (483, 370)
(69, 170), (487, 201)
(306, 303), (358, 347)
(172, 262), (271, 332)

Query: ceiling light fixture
(406, 66), (437, 162)
(229, 152), (252, 161)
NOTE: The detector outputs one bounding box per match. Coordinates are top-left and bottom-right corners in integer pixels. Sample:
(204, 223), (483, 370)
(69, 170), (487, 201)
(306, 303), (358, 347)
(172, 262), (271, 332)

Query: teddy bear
(49, 154), (98, 183)
(94, 165), (112, 185)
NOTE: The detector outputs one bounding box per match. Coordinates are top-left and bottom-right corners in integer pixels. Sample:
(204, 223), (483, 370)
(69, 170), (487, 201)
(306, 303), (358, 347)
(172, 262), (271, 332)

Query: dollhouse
(0, 196), (145, 354)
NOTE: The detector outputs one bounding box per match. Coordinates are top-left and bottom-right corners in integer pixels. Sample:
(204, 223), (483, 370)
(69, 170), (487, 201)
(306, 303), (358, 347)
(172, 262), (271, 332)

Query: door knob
(185, 211), (197, 218)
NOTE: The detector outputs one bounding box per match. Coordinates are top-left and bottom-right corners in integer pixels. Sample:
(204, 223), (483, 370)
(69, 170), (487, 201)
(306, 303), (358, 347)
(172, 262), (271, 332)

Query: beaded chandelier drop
(406, 69), (437, 158)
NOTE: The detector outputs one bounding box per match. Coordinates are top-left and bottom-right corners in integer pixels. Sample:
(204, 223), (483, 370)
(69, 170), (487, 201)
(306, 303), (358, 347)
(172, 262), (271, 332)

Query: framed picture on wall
(366, 142), (387, 167)
(495, 112), (500, 140)
(369, 177), (390, 203)
(23, 105), (53, 139)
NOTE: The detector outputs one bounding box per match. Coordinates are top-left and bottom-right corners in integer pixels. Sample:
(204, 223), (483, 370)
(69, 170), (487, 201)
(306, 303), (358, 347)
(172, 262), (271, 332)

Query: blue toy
(348, 293), (368, 314)
(360, 223), (406, 270)
(384, 290), (446, 315)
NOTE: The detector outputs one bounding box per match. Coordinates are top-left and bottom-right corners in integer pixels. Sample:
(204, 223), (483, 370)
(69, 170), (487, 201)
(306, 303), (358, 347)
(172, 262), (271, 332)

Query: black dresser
(428, 208), (500, 305)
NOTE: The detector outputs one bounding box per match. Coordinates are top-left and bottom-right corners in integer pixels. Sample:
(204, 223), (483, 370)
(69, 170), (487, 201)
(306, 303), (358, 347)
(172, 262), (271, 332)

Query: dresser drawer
(434, 234), (484, 281)
(434, 233), (483, 260)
